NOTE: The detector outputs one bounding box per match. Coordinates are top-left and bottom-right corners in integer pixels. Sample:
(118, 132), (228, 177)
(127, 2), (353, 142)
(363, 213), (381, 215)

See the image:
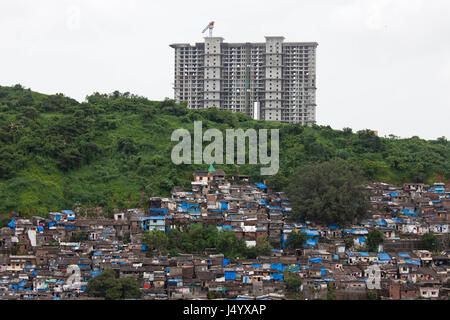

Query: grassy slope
(0, 85), (448, 216)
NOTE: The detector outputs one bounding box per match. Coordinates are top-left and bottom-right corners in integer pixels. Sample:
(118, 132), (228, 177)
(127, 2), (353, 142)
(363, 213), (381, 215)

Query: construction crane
(202, 21), (215, 37)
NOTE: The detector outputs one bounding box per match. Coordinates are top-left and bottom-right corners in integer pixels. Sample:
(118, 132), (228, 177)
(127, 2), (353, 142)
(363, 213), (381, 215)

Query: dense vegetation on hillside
(287, 160), (371, 226)
(0, 84), (448, 216)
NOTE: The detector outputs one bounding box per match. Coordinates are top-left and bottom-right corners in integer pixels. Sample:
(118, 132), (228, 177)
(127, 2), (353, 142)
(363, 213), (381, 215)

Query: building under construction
(170, 34), (318, 124)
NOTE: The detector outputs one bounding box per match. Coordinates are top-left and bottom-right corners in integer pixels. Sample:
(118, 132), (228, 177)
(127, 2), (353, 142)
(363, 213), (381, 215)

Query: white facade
(171, 36), (318, 124)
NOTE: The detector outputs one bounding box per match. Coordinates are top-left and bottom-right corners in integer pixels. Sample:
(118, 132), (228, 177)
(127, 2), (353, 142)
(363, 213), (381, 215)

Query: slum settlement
(0, 166), (449, 300)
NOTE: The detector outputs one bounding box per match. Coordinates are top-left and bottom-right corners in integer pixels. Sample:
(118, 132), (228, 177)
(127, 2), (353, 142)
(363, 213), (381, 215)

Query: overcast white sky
(1, 0), (449, 139)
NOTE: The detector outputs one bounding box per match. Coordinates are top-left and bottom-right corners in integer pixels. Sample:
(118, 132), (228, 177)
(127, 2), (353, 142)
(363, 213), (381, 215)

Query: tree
(21, 106), (39, 120)
(216, 231), (240, 257)
(286, 231), (307, 249)
(343, 127), (353, 135)
(327, 284), (336, 300)
(421, 232), (440, 251)
(57, 147), (83, 171)
(158, 98), (187, 116)
(367, 290), (379, 300)
(367, 229), (384, 252)
(0, 147), (15, 179)
(253, 239), (273, 257)
(118, 137), (137, 154)
(344, 237), (354, 250)
(244, 238), (273, 259)
(285, 272), (302, 293)
(104, 279), (123, 300)
(143, 229), (168, 255)
(86, 269), (141, 300)
(120, 277), (142, 299)
(86, 269), (116, 298)
(286, 159), (370, 226)
(266, 172), (289, 192)
(146, 225), (271, 259)
(0, 216), (10, 228)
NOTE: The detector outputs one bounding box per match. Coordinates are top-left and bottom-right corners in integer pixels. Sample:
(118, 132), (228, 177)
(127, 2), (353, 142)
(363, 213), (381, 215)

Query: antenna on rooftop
(202, 21), (215, 37)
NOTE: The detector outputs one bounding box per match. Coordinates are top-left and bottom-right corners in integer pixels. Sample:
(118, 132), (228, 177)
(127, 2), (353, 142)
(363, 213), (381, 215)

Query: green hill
(0, 84), (448, 216)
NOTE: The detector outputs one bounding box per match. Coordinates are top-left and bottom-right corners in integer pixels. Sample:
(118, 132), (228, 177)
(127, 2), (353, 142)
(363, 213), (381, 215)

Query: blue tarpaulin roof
(305, 239), (318, 247)
(402, 209), (418, 217)
(359, 252), (369, 256)
(300, 229), (319, 237)
(405, 259), (421, 265)
(378, 253), (391, 261)
(310, 258), (323, 263)
(225, 271), (236, 280)
(255, 183), (267, 189)
(150, 208), (167, 214)
(272, 273), (284, 281)
(271, 263), (283, 271)
(7, 219), (15, 229)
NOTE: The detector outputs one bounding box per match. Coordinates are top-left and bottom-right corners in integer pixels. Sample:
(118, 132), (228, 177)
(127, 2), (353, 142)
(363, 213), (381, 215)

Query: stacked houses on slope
(0, 167), (448, 300)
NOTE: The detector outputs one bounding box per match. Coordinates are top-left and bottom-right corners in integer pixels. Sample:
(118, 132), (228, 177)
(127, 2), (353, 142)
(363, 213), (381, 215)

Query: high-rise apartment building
(170, 36), (318, 124)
